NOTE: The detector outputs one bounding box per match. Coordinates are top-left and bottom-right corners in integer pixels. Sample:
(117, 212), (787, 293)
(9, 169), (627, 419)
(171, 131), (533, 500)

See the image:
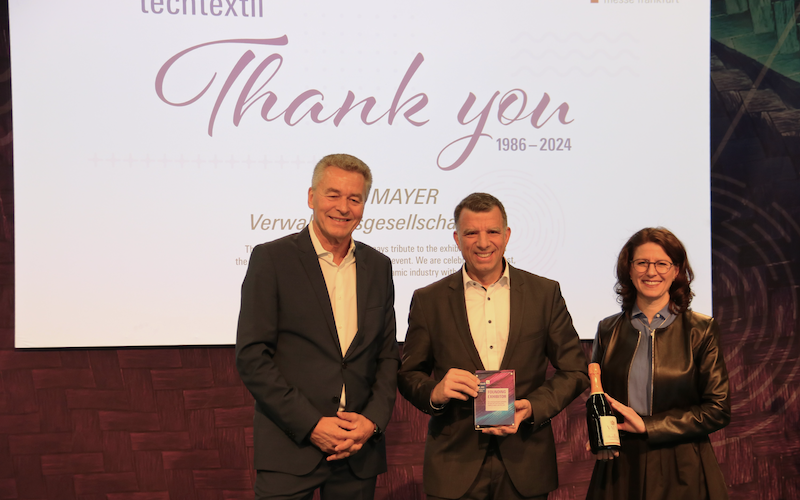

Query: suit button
(332, 396), (340, 404)
(342, 362), (348, 369)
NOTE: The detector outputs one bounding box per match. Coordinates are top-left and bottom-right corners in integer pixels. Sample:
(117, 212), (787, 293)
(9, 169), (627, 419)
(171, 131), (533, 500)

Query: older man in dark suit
(236, 154), (399, 500)
(398, 192), (589, 500)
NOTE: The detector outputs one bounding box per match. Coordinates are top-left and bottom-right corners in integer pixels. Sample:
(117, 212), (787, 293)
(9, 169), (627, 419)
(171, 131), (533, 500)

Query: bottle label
(599, 416), (620, 446)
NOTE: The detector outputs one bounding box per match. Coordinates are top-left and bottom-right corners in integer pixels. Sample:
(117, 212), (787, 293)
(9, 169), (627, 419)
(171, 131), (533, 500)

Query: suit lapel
(296, 227), (340, 356)
(501, 266), (525, 370)
(447, 273), (485, 370)
(346, 242), (369, 359)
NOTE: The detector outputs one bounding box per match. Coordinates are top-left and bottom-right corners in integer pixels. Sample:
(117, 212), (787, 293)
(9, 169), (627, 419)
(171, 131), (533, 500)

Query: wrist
(521, 400), (534, 425)
(430, 397), (447, 411)
(370, 419), (384, 441)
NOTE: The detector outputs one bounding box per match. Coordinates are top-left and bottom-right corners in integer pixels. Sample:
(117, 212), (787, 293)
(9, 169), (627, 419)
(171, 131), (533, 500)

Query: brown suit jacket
(397, 266), (589, 498)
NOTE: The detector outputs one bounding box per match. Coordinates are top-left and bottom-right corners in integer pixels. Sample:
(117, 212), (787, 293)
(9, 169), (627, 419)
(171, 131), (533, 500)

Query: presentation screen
(11, 0), (710, 347)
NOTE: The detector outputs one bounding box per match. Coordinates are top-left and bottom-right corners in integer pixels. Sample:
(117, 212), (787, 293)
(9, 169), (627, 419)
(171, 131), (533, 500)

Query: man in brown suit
(398, 192), (588, 499)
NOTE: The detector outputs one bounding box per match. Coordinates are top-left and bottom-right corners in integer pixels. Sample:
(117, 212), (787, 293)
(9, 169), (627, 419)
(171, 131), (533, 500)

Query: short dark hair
(311, 154), (372, 199)
(454, 193), (508, 229)
(615, 227), (694, 314)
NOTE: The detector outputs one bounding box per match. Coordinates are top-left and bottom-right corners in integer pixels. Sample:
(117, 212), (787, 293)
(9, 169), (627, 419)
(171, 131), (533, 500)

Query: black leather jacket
(592, 310), (730, 444)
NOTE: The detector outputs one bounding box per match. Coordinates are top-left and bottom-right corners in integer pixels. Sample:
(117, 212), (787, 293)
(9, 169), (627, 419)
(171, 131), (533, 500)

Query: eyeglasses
(631, 259), (674, 273)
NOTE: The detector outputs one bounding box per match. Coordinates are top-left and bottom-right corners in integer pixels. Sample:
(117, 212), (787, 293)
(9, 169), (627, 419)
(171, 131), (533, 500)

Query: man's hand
(309, 416), (352, 459)
(309, 413), (377, 461)
(481, 399), (532, 436)
(330, 412), (375, 459)
(431, 368), (480, 405)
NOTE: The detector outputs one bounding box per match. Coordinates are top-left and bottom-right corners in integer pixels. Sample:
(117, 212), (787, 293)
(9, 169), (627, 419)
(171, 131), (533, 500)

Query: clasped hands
(432, 368), (532, 436)
(310, 412), (375, 461)
(586, 394), (646, 461)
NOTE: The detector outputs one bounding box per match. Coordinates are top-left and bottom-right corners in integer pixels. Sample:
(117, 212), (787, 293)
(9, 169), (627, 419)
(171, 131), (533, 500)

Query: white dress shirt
(309, 227), (357, 410)
(462, 263), (511, 370)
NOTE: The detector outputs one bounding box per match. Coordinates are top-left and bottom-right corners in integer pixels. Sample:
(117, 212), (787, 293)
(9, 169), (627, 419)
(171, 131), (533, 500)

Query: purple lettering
(156, 39), (573, 171)
(283, 90), (327, 125)
(240, 0), (249, 17)
(209, 51), (257, 135)
(438, 90), (573, 170)
(157, 44), (429, 137)
(330, 53), (428, 126)
(497, 89), (526, 125)
(152, 0), (164, 14)
(201, 0), (208, 15)
(154, 37), (290, 135)
(167, 0), (180, 14)
(386, 53), (429, 126)
(333, 93), (381, 126)
(210, 0), (222, 16)
(225, 0), (237, 16)
(437, 92), (499, 171)
(234, 54), (284, 126)
(530, 93), (573, 128)
(141, 0), (149, 13)
(498, 90), (573, 129)
(259, 94), (280, 122)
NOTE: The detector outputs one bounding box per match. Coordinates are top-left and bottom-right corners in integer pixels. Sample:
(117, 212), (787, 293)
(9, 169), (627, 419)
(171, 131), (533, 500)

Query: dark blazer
(397, 266), (589, 499)
(235, 226), (399, 478)
(587, 311), (730, 500)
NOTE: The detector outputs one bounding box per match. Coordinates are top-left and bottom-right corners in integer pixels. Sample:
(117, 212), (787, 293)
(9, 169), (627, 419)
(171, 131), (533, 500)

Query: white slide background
(11, 0), (710, 346)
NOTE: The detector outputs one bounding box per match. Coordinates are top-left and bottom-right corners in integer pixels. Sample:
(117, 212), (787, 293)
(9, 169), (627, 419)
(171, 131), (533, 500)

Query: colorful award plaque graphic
(474, 370), (516, 429)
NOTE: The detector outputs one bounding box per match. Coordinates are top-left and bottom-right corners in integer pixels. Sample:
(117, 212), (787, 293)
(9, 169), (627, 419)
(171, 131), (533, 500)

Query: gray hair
(311, 154), (372, 199)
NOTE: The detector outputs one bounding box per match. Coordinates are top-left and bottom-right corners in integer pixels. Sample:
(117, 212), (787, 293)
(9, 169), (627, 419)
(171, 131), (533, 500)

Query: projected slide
(11, 0), (710, 347)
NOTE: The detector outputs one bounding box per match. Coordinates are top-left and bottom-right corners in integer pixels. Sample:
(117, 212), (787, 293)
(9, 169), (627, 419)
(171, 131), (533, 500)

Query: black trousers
(426, 438), (549, 500)
(255, 458), (377, 500)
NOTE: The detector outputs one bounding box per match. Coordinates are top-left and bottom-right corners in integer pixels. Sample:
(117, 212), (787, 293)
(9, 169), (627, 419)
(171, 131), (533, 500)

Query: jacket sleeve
(358, 260), (400, 433)
(397, 290), (443, 416)
(644, 317), (731, 444)
(590, 323), (607, 364)
(234, 244), (322, 444)
(523, 282), (589, 425)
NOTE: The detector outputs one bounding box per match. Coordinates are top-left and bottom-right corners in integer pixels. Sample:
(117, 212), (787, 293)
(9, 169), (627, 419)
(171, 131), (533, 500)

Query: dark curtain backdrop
(2, 1), (800, 498)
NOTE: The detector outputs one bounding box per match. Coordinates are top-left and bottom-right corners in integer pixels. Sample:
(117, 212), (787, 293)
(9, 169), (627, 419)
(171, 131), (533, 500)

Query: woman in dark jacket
(586, 227), (730, 500)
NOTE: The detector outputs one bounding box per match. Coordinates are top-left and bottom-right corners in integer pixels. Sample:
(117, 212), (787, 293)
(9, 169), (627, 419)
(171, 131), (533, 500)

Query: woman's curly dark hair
(615, 227), (694, 314)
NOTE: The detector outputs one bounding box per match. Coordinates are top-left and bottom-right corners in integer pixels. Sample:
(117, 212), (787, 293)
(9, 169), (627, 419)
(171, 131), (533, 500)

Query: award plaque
(474, 370), (515, 429)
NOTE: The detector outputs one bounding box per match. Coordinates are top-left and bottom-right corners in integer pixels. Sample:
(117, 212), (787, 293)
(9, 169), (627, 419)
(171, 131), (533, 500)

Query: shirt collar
(631, 303), (673, 324)
(461, 259), (510, 290)
(309, 225), (356, 262)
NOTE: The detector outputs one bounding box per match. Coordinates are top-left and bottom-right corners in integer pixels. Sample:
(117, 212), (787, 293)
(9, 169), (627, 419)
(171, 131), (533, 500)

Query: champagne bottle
(586, 363), (620, 454)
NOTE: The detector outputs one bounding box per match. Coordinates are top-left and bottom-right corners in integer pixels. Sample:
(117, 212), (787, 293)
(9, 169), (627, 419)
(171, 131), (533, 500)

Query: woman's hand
(606, 395), (646, 434)
(585, 440), (619, 461)
(584, 394), (646, 461)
